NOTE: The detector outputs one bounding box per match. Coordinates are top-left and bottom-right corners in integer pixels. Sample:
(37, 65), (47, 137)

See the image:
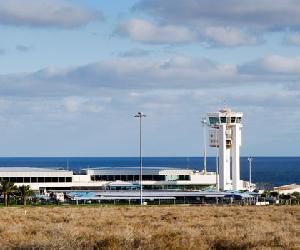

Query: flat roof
(0, 167), (72, 173)
(82, 166), (196, 172)
(66, 190), (229, 198)
(274, 184), (300, 190)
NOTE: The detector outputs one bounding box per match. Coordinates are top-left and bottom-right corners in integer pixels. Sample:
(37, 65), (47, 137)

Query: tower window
(231, 117), (236, 123)
(220, 117), (226, 123)
(209, 117), (219, 125)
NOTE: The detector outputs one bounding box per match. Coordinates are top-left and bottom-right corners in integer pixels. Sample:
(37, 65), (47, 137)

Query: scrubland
(0, 205), (299, 249)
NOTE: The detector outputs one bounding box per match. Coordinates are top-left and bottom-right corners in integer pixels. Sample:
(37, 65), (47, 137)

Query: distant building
(0, 166), (250, 193)
(274, 184), (300, 194)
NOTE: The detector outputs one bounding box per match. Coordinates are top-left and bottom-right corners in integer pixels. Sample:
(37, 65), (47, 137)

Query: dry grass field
(0, 205), (299, 250)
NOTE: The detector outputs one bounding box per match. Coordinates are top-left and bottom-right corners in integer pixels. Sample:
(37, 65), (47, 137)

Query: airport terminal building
(0, 166), (250, 193)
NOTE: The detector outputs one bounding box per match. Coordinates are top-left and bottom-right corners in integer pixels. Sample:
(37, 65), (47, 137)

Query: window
(52, 177), (58, 182)
(220, 117), (226, 123)
(66, 177), (72, 182)
(24, 177), (30, 183)
(45, 177), (51, 182)
(231, 117), (236, 123)
(143, 175), (152, 181)
(153, 175), (165, 181)
(59, 177), (65, 182)
(10, 177), (17, 183)
(101, 175), (108, 181)
(107, 175), (114, 181)
(209, 117), (219, 125)
(38, 177), (44, 182)
(178, 175), (190, 181)
(236, 117), (242, 123)
(31, 177), (37, 183)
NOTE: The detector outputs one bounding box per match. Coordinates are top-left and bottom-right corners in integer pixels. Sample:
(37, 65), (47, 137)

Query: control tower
(207, 108), (243, 191)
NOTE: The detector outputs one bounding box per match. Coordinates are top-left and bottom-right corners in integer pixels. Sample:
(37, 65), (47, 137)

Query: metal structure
(201, 118), (207, 174)
(134, 112), (146, 205)
(248, 156), (253, 190)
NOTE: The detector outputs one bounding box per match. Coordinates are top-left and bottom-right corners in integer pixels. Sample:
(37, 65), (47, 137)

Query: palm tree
(0, 180), (18, 206)
(18, 185), (34, 206)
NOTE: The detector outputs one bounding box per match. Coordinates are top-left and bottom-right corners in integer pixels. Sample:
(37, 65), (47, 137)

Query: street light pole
(201, 118), (207, 174)
(248, 156), (253, 191)
(134, 112), (146, 205)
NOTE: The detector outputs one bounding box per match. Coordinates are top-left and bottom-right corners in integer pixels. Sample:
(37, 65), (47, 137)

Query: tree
(0, 180), (18, 206)
(18, 185), (34, 206)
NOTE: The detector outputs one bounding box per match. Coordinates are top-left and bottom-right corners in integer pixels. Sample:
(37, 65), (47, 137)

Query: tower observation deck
(207, 108), (243, 191)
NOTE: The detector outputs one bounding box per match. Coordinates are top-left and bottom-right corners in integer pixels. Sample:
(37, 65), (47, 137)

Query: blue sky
(0, 0), (299, 157)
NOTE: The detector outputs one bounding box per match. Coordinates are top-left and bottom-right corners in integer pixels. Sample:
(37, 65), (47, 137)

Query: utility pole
(248, 156), (253, 191)
(201, 118), (207, 174)
(134, 112), (146, 205)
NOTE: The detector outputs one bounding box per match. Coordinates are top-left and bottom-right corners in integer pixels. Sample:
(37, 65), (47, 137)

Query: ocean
(0, 157), (299, 187)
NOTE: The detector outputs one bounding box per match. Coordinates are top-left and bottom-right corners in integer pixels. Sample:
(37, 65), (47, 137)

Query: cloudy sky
(0, 0), (299, 157)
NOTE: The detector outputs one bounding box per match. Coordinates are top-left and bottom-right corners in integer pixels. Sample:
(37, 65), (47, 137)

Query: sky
(0, 0), (300, 157)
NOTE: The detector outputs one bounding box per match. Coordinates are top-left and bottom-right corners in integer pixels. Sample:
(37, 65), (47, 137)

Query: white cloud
(118, 18), (261, 47)
(0, 0), (103, 28)
(118, 19), (197, 44)
(1, 55), (300, 101)
(135, 0), (300, 30)
(133, 0), (300, 47)
(63, 96), (104, 113)
(286, 33), (300, 46)
(202, 26), (258, 47)
(0, 56), (241, 96)
(239, 55), (300, 74)
(118, 48), (151, 57)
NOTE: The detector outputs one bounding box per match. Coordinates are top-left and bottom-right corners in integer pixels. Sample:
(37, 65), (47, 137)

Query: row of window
(209, 117), (242, 125)
(91, 175), (190, 182)
(106, 184), (204, 191)
(0, 177), (72, 183)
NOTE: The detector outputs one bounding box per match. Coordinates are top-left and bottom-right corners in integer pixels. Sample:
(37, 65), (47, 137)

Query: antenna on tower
(223, 100), (227, 109)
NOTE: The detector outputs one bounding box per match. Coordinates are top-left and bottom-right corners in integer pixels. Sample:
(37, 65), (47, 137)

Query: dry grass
(0, 205), (299, 250)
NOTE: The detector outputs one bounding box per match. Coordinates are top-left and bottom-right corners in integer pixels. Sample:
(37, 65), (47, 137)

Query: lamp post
(216, 128), (219, 191)
(201, 118), (207, 174)
(248, 156), (253, 191)
(134, 112), (146, 205)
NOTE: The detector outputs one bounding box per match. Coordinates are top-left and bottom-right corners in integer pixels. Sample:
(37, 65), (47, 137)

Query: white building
(274, 184), (300, 195)
(207, 108), (243, 191)
(0, 166), (219, 192)
(83, 167), (217, 190)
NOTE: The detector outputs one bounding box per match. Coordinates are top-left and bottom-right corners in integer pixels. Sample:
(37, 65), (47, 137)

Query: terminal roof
(0, 167), (71, 172)
(82, 166), (194, 171)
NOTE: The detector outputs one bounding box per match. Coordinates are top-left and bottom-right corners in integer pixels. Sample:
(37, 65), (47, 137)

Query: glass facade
(209, 116), (242, 124)
(0, 176), (72, 183)
(91, 175), (190, 182)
